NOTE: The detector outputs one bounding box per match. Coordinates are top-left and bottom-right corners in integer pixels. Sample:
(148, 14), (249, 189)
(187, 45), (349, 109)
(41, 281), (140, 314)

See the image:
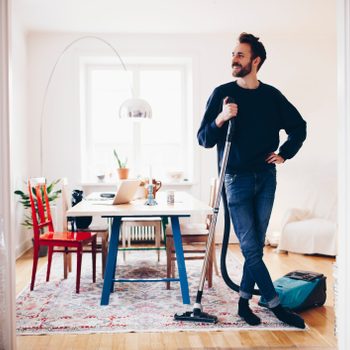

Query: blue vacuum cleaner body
(259, 270), (327, 312)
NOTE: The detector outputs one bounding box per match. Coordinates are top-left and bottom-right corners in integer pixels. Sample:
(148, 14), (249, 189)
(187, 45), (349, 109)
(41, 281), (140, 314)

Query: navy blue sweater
(197, 81), (307, 173)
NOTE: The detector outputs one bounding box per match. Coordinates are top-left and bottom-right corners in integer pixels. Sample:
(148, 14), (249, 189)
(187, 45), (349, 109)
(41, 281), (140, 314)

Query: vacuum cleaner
(174, 98), (327, 323)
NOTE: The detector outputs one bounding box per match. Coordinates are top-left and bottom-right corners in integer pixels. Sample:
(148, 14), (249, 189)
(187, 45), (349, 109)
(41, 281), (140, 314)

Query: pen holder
(145, 183), (157, 206)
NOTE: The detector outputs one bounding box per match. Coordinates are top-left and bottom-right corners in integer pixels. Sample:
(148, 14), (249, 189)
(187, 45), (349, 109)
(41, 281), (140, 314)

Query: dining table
(66, 190), (212, 305)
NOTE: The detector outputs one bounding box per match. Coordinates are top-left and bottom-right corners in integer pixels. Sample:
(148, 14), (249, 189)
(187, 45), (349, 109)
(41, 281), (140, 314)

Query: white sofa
(277, 173), (337, 256)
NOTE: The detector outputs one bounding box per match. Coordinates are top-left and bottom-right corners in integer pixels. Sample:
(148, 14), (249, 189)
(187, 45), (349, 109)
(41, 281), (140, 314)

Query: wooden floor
(16, 245), (337, 350)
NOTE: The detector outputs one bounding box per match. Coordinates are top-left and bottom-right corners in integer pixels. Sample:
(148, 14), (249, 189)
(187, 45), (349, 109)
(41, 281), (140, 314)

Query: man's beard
(232, 60), (253, 78)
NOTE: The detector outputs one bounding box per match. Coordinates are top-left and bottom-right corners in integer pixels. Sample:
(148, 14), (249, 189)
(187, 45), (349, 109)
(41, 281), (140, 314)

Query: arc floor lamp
(39, 35), (152, 175)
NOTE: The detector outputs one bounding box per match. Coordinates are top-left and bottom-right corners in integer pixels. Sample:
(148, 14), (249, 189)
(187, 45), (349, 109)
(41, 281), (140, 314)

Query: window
(81, 59), (193, 182)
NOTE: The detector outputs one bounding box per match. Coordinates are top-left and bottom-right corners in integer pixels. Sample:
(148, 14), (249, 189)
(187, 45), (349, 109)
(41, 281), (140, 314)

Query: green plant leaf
(14, 190), (25, 196)
(14, 178), (62, 229)
(47, 179), (60, 193)
(113, 149), (128, 168)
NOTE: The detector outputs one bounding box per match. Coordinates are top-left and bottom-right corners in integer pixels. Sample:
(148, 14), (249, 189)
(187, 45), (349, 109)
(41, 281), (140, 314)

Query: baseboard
(16, 238), (32, 259)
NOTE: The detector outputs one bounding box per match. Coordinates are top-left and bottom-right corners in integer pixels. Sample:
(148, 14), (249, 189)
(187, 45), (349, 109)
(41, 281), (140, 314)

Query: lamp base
(145, 184), (157, 206)
(145, 198), (157, 206)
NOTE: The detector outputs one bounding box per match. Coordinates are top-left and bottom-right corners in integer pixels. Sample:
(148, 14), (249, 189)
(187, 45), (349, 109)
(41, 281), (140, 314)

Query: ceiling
(13, 0), (335, 35)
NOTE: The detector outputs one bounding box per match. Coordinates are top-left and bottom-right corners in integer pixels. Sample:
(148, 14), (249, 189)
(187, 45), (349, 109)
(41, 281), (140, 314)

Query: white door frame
(0, 0), (16, 349)
(337, 0), (350, 348)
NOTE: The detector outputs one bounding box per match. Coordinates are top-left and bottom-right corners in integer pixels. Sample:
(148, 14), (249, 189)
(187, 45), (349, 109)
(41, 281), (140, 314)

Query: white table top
(66, 191), (212, 217)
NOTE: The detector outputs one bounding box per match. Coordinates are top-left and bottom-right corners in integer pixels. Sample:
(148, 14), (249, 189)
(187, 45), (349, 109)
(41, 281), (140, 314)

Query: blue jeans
(225, 168), (280, 308)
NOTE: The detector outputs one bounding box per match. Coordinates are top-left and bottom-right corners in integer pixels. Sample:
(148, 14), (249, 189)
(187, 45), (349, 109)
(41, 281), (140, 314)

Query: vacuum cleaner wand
(174, 99), (235, 323)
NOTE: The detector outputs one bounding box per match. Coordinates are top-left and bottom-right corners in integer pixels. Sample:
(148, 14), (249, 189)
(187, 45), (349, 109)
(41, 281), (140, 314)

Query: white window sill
(81, 180), (195, 187)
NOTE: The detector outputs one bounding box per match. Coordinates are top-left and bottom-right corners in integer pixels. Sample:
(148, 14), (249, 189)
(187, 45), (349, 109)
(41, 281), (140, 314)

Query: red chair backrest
(28, 178), (54, 241)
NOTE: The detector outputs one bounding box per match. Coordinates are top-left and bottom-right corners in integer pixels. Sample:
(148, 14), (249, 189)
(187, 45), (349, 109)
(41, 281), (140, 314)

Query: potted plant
(14, 179), (61, 256)
(113, 149), (129, 179)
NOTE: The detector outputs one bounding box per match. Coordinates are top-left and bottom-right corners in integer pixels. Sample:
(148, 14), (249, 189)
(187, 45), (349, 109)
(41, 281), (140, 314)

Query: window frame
(80, 57), (193, 182)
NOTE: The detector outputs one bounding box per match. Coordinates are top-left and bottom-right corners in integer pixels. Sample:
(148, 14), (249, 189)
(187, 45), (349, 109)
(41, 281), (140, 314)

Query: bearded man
(197, 32), (307, 328)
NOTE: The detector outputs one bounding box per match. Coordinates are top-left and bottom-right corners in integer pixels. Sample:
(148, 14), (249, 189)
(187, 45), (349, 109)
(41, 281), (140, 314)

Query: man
(197, 33), (307, 328)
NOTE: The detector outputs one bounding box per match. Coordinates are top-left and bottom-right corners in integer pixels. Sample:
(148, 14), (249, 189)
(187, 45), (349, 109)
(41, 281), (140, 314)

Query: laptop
(97, 179), (141, 205)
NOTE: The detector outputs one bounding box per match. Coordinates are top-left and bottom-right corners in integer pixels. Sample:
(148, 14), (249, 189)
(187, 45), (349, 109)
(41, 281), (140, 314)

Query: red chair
(28, 178), (97, 293)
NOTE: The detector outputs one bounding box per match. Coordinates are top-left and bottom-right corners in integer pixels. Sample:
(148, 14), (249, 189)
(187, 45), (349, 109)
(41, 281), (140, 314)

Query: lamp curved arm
(39, 35), (133, 175)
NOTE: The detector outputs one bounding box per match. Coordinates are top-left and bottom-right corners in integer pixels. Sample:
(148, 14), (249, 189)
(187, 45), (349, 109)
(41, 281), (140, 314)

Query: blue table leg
(170, 216), (190, 304)
(101, 216), (121, 305)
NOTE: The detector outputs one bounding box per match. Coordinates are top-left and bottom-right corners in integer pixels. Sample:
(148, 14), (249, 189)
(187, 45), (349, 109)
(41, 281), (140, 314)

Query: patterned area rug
(16, 250), (304, 335)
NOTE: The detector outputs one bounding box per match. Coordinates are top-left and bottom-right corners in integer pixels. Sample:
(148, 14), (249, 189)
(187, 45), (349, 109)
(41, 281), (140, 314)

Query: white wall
(24, 28), (337, 248)
(11, 16), (30, 257)
(261, 33), (338, 233)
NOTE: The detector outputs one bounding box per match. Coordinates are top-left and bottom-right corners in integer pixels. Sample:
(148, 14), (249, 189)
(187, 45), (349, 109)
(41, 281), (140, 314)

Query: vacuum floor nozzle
(174, 311), (218, 324)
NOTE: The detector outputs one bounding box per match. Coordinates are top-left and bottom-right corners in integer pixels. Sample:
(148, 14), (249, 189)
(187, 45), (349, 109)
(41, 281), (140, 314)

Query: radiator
(121, 225), (157, 242)
(130, 225), (156, 241)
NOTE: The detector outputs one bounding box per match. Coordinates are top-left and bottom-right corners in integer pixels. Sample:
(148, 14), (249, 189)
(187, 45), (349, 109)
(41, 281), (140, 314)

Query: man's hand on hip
(266, 153), (285, 164)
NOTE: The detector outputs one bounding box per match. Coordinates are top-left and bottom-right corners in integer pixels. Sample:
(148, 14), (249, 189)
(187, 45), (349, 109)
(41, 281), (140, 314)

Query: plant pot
(117, 168), (129, 180)
(32, 238), (48, 257)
